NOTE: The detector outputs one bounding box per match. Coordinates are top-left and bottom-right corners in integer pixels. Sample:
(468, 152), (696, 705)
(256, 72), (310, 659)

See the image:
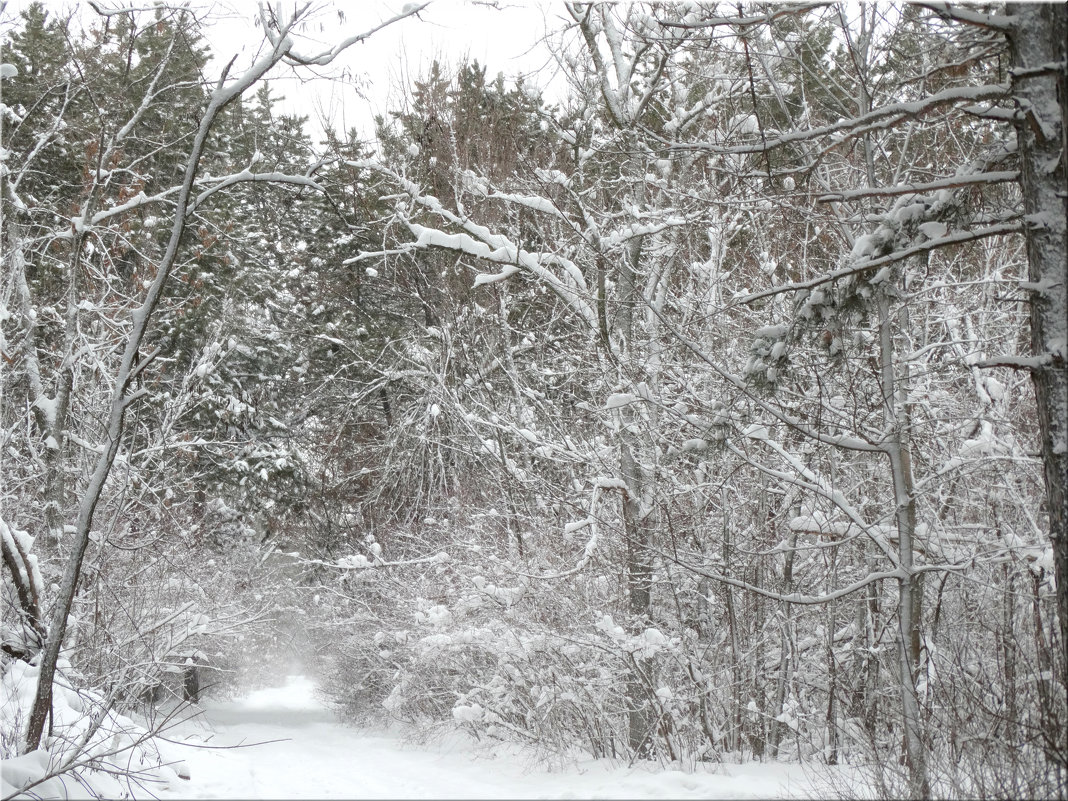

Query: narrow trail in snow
(156, 675), (821, 800)
(159, 676), (525, 799)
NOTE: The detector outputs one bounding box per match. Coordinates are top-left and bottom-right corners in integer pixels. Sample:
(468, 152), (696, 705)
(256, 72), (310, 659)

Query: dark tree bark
(1009, 2), (1068, 672)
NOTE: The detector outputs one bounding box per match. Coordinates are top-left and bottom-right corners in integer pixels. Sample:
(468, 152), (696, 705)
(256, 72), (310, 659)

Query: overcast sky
(3, 0), (562, 140)
(204, 0), (562, 140)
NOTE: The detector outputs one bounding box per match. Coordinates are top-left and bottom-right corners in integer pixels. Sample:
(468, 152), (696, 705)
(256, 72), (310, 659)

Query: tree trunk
(621, 441), (655, 757)
(771, 528), (797, 759)
(1001, 566), (1017, 746)
(1009, 1), (1068, 674)
(877, 289), (929, 797)
(723, 511), (743, 756)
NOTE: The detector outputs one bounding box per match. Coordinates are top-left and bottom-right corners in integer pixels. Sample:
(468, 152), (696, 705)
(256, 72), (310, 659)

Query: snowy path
(157, 675), (824, 799)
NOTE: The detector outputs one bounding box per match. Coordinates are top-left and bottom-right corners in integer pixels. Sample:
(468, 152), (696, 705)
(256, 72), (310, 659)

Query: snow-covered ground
(156, 675), (837, 800)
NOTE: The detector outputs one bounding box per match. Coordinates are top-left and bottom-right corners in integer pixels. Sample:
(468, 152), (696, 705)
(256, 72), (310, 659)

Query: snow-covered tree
(310, 4), (1063, 795)
(1, 0), (427, 771)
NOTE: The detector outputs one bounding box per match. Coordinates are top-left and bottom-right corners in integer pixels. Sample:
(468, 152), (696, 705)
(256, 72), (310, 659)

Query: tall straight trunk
(876, 289), (929, 797)
(722, 506), (743, 755)
(825, 539), (840, 765)
(770, 529), (797, 759)
(1029, 573), (1061, 767)
(613, 217), (659, 757)
(1001, 566), (1018, 746)
(621, 440), (655, 756)
(1009, 2), (1068, 673)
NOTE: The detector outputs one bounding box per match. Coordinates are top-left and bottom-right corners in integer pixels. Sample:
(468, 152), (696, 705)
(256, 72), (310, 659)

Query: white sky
(4, 0), (564, 141)
(202, 0), (564, 140)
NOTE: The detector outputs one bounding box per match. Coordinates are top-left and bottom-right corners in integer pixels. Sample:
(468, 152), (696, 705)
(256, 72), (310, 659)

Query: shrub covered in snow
(0, 659), (191, 799)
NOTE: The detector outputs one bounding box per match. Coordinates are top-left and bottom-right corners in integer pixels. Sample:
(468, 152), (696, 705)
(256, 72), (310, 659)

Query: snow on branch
(483, 188), (569, 222)
(341, 247), (416, 265)
(1, 517), (46, 650)
(518, 481), (613, 581)
(686, 563), (907, 606)
(916, 2), (1015, 32)
(735, 221), (1023, 307)
(659, 2), (833, 30)
(108, 602), (196, 651)
(818, 171), (1019, 202)
(48, 187), (184, 235)
(270, 2), (430, 67)
(190, 170), (324, 212)
(601, 212), (704, 249)
(348, 160), (600, 331)
(85, 1), (187, 16)
(8, 83), (75, 198)
(284, 551), (449, 572)
(643, 299), (887, 456)
(11, 260), (48, 431)
(726, 439), (900, 567)
(108, 31), (180, 150)
(669, 83), (1011, 157)
(411, 225), (520, 269)
(974, 354), (1060, 372)
(472, 264), (522, 287)
(566, 3), (628, 127)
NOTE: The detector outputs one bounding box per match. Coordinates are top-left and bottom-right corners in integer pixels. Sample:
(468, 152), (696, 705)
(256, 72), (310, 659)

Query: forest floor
(150, 675), (841, 799)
